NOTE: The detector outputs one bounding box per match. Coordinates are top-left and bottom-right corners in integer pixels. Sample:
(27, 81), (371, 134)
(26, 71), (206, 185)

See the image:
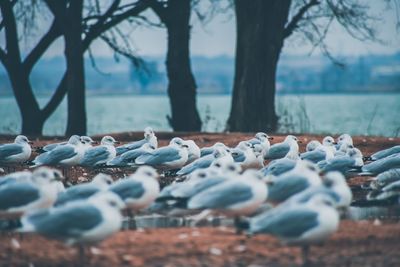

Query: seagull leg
(301, 245), (311, 267)
(127, 210), (137, 230)
(77, 244), (86, 267)
(234, 216), (243, 235)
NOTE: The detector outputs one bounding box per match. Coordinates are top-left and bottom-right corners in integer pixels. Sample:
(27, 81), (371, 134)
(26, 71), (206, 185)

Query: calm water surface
(0, 94), (399, 136)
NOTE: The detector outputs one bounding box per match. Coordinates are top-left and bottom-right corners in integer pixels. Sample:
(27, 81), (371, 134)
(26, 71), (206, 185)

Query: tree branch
(83, 0), (149, 49)
(22, 20), (62, 73)
(147, 0), (168, 23)
(0, 47), (7, 66)
(42, 73), (67, 117)
(284, 0), (320, 39)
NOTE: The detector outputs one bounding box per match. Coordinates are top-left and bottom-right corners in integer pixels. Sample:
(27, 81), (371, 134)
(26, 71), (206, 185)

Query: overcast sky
(10, 1), (400, 59)
(82, 1), (400, 59)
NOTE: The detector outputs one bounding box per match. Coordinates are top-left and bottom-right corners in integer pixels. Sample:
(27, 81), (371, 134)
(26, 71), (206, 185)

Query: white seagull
(107, 143), (155, 167)
(31, 135), (85, 167)
(80, 136), (119, 167)
(265, 135), (301, 160)
(0, 135), (33, 165)
(116, 127), (157, 155)
(135, 137), (189, 171)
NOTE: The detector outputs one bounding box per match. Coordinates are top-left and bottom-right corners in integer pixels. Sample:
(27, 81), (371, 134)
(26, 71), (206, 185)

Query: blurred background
(0, 0), (399, 137)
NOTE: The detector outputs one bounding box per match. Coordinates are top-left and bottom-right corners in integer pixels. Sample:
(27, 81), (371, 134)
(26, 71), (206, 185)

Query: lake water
(0, 94), (399, 136)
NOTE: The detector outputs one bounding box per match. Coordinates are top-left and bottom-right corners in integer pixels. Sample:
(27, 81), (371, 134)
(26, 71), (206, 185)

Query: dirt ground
(0, 132), (399, 267)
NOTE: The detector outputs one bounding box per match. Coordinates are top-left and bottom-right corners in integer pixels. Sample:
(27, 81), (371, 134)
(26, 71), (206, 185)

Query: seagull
(109, 166), (160, 228)
(107, 143), (156, 167)
(365, 145), (400, 161)
(260, 157), (297, 177)
(231, 141), (259, 170)
(335, 143), (354, 156)
(176, 147), (233, 176)
(187, 170), (267, 218)
(336, 133), (353, 149)
(0, 170), (33, 187)
(19, 192), (125, 264)
(0, 135), (33, 165)
(80, 136), (119, 167)
(301, 137), (336, 163)
(116, 127), (157, 155)
(200, 142), (229, 157)
(135, 138), (189, 172)
(36, 135), (80, 154)
(286, 171), (352, 210)
(31, 135), (85, 167)
(318, 147), (363, 174)
(306, 140), (321, 152)
(151, 161), (241, 216)
(265, 135), (301, 160)
(369, 168), (400, 190)
(55, 173), (114, 206)
(366, 179), (400, 203)
(0, 167), (63, 216)
(249, 194), (339, 265)
(265, 160), (322, 204)
(184, 140), (201, 164)
(361, 152), (400, 175)
(247, 132), (273, 158)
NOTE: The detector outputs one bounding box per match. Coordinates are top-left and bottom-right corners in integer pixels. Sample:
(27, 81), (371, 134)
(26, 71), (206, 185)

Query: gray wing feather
(250, 208), (319, 238)
(135, 147), (180, 166)
(267, 176), (310, 203)
(261, 158), (296, 176)
(266, 143), (290, 159)
(362, 154), (400, 174)
(26, 205), (102, 239)
(188, 182), (253, 210)
(0, 183), (40, 210)
(0, 144), (23, 160)
(55, 184), (100, 206)
(80, 147), (109, 166)
(176, 155), (213, 176)
(116, 139), (146, 155)
(109, 180), (145, 200)
(36, 146), (77, 165)
(371, 145), (400, 160)
(300, 150), (326, 163)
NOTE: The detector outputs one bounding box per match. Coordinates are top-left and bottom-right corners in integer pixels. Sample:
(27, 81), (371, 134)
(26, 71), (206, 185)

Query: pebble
(178, 233), (188, 239)
(90, 247), (102, 255)
(11, 238), (20, 249)
(209, 247), (222, 256)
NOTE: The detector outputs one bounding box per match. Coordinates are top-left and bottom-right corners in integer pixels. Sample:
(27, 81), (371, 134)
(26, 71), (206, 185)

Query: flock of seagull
(0, 127), (400, 264)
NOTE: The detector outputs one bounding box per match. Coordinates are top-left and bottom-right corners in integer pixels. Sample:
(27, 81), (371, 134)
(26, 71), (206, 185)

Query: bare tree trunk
(150, 0), (202, 131)
(227, 0), (291, 132)
(64, 0), (86, 136)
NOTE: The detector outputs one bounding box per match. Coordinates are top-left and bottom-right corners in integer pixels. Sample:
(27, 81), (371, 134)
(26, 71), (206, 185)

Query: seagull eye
(215, 163), (221, 168)
(228, 166), (235, 171)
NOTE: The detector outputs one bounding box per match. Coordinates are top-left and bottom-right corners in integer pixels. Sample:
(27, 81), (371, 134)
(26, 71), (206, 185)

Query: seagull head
(134, 166), (159, 180)
(190, 169), (209, 180)
(92, 173), (114, 186)
(285, 135), (301, 144)
(322, 136), (336, 146)
(212, 159), (241, 175)
(213, 147), (229, 158)
(307, 193), (337, 208)
(306, 140), (322, 152)
(101, 136), (120, 146)
(32, 167), (64, 184)
(322, 171), (346, 188)
(252, 144), (264, 156)
(68, 135), (81, 145)
(90, 192), (126, 210)
(144, 127), (155, 139)
(337, 133), (353, 146)
(15, 135), (33, 145)
(236, 141), (252, 151)
(80, 136), (98, 146)
(255, 132), (273, 141)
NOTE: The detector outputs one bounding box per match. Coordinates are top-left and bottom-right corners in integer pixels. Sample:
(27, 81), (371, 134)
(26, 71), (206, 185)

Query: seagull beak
(268, 136), (274, 140)
(28, 141), (34, 145)
(114, 141), (121, 144)
(92, 141), (99, 145)
(333, 142), (338, 145)
(297, 140), (302, 144)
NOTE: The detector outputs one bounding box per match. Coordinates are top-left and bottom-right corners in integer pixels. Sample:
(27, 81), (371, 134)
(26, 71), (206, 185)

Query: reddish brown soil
(0, 133), (399, 266)
(0, 221), (399, 267)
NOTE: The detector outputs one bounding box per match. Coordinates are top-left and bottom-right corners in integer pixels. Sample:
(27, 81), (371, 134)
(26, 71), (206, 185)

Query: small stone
(388, 137), (394, 141)
(373, 219), (382, 226)
(234, 245), (247, 252)
(11, 238), (20, 249)
(90, 247), (102, 255)
(122, 254), (133, 262)
(209, 247), (222, 256)
(178, 233), (188, 239)
(191, 231), (200, 237)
